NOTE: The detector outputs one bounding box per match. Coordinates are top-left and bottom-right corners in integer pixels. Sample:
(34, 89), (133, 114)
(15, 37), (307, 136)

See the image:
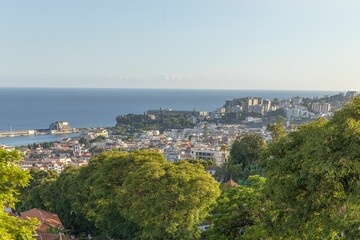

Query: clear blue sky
(0, 0), (359, 90)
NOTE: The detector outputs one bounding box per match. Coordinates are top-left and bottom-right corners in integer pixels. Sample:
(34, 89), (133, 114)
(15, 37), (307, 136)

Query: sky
(0, 0), (359, 90)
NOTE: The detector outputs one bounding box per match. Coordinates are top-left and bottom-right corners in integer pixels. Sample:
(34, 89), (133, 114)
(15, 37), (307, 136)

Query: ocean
(0, 88), (338, 146)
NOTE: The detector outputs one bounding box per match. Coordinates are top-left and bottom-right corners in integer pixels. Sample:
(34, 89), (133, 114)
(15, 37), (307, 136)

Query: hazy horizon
(0, 86), (353, 92)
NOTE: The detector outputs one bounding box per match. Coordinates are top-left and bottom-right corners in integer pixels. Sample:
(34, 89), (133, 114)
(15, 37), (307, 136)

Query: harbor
(0, 121), (82, 146)
(0, 132), (83, 147)
(0, 129), (36, 138)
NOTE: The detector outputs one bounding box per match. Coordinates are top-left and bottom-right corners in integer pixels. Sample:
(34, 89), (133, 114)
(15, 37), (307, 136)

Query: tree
(230, 133), (266, 168)
(266, 119), (286, 141)
(0, 149), (39, 239)
(77, 151), (142, 239)
(47, 166), (96, 236)
(207, 175), (267, 240)
(79, 137), (91, 147)
(218, 161), (260, 183)
(220, 144), (229, 164)
(17, 169), (58, 212)
(262, 97), (360, 238)
(220, 133), (266, 182)
(34, 150), (220, 239)
(90, 136), (106, 143)
(119, 159), (221, 240)
(184, 159), (217, 167)
(265, 108), (286, 120)
(114, 112), (196, 133)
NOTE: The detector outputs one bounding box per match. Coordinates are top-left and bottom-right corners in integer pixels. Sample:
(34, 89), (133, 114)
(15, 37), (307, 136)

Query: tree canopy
(207, 175), (266, 240)
(120, 160), (220, 239)
(114, 112), (196, 134)
(219, 133), (266, 183)
(230, 133), (266, 167)
(17, 169), (58, 212)
(263, 97), (360, 238)
(266, 119), (286, 141)
(0, 149), (39, 239)
(29, 150), (220, 239)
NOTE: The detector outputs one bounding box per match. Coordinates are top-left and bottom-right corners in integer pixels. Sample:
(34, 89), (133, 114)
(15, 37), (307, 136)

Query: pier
(0, 130), (36, 138)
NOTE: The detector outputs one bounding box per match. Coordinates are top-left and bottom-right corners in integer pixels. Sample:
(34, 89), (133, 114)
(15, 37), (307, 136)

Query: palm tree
(219, 144), (229, 165)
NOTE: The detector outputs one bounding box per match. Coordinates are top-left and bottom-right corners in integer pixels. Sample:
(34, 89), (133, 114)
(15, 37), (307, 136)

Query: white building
(47, 162), (65, 173)
(162, 148), (180, 162)
(190, 147), (228, 166)
(311, 103), (331, 114)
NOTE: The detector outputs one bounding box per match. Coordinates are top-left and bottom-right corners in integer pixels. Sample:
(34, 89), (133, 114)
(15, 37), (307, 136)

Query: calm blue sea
(0, 88), (338, 146)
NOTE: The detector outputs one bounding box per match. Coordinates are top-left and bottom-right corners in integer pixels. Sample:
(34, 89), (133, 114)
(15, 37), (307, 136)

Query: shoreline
(0, 132), (84, 147)
(0, 129), (78, 138)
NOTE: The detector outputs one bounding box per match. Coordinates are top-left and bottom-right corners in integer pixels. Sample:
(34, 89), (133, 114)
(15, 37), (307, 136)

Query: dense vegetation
(114, 111), (196, 134)
(26, 142), (55, 150)
(207, 175), (266, 240)
(208, 97), (360, 239)
(218, 133), (266, 183)
(261, 97), (360, 239)
(0, 149), (39, 239)
(16, 170), (59, 212)
(18, 150), (220, 239)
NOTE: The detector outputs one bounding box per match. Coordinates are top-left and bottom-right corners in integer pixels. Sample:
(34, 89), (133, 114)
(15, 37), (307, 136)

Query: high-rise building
(311, 103), (331, 114)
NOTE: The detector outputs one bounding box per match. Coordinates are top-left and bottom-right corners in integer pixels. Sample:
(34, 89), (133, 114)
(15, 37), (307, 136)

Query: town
(2, 91), (357, 175)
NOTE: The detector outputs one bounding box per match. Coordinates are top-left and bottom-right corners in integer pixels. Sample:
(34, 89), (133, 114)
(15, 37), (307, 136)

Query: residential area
(2, 91), (357, 175)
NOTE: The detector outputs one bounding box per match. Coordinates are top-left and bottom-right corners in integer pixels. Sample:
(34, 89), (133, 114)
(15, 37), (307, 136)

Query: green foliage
(220, 144), (229, 153)
(221, 112), (243, 124)
(265, 108), (286, 119)
(0, 211), (39, 240)
(184, 158), (217, 167)
(89, 136), (106, 143)
(47, 166), (95, 236)
(0, 149), (39, 239)
(0, 150), (30, 206)
(17, 169), (58, 211)
(219, 133), (266, 182)
(119, 160), (220, 240)
(30, 150), (220, 239)
(79, 137), (91, 147)
(266, 119), (286, 140)
(263, 97), (360, 238)
(114, 112), (196, 133)
(207, 175), (267, 240)
(230, 133), (266, 167)
(45, 225), (63, 234)
(26, 142), (54, 149)
(41, 142), (55, 149)
(219, 161), (262, 183)
(77, 151), (144, 239)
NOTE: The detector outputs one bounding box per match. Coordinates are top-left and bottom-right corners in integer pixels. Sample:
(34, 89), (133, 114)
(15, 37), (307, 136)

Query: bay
(0, 88), (338, 132)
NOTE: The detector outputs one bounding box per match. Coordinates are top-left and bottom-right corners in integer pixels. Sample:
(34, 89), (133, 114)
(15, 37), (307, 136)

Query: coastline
(0, 88), (339, 131)
(0, 132), (83, 147)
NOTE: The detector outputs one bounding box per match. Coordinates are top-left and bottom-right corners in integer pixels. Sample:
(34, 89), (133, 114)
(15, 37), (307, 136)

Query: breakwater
(0, 129), (36, 138)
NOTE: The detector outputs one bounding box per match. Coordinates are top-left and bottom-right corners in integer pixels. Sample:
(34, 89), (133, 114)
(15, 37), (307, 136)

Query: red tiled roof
(20, 208), (64, 233)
